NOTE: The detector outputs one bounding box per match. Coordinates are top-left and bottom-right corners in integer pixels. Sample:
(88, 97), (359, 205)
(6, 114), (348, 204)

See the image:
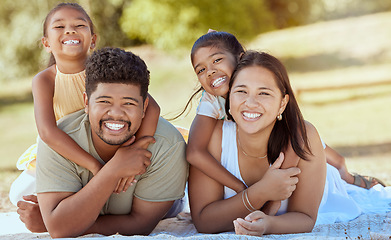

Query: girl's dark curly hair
(85, 47), (150, 101)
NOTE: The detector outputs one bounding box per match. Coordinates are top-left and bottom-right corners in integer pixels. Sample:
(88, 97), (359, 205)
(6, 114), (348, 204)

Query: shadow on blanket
(0, 211), (390, 240)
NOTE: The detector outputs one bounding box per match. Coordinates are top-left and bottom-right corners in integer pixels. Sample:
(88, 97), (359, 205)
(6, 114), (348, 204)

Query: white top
(220, 121), (288, 215)
(196, 91), (227, 120)
(219, 121), (391, 225)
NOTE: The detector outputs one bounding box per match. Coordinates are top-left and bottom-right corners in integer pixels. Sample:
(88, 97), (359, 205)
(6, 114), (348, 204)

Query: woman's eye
(76, 24), (86, 28)
(54, 25), (64, 28)
(259, 92), (270, 96)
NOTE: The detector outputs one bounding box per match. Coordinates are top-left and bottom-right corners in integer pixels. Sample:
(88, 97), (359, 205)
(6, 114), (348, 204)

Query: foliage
(120, 0), (275, 50)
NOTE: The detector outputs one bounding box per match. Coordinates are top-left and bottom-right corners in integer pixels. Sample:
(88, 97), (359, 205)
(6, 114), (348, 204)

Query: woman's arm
(187, 115), (246, 193)
(32, 69), (102, 175)
(135, 93), (160, 139)
(235, 121), (327, 236)
(189, 121), (300, 233)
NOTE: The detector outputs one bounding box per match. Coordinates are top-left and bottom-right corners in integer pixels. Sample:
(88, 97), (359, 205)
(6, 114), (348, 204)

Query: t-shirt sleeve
(196, 91), (225, 120)
(35, 138), (84, 194)
(134, 138), (188, 202)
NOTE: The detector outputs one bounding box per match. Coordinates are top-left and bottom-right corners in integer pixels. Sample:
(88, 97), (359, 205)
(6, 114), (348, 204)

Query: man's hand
(17, 195), (47, 233)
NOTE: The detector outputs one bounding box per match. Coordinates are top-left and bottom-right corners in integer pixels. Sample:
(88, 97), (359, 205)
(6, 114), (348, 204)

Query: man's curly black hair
(85, 47), (150, 101)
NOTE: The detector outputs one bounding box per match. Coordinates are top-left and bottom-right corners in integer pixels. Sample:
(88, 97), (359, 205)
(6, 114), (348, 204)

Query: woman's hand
(234, 211), (269, 236)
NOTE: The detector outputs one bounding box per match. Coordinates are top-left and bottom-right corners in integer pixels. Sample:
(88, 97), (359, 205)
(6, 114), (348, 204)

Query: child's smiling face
(42, 7), (96, 60)
(192, 46), (237, 98)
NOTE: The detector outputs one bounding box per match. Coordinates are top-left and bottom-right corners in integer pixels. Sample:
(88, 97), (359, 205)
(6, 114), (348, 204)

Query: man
(18, 47), (188, 238)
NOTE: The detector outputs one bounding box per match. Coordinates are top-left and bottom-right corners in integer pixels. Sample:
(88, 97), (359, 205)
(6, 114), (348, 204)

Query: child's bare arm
(113, 94), (160, 193)
(135, 93), (160, 139)
(32, 70), (102, 175)
(187, 115), (246, 193)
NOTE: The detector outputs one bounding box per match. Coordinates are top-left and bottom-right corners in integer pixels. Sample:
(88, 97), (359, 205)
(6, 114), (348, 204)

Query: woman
(188, 51), (327, 235)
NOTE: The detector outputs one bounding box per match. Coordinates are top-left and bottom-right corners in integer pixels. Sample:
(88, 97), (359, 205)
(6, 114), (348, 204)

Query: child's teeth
(64, 40), (80, 44)
(212, 77), (225, 87)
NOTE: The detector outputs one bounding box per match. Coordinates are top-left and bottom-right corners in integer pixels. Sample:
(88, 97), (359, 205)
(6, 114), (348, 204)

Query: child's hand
(234, 182), (247, 193)
(91, 162), (103, 176)
(114, 177), (137, 193)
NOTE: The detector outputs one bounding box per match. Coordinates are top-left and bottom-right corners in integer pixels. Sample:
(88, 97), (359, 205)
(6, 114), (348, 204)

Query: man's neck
(91, 134), (120, 162)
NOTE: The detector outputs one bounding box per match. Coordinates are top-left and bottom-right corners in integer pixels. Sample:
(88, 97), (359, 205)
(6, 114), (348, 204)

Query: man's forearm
(84, 199), (173, 236)
(39, 165), (120, 238)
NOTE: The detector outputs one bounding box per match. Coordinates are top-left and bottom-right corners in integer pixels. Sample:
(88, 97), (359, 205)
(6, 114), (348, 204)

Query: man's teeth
(243, 112), (261, 119)
(105, 123), (125, 130)
(212, 77), (225, 87)
(64, 40), (80, 45)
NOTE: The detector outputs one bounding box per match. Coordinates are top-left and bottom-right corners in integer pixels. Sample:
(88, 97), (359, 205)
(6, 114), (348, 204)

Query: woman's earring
(228, 109), (232, 115)
(277, 113), (282, 121)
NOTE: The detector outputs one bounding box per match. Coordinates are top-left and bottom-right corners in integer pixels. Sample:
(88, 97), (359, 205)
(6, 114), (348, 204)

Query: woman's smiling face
(229, 65), (289, 135)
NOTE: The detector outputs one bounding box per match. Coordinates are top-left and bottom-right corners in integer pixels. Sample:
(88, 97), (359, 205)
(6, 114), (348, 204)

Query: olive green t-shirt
(36, 110), (188, 215)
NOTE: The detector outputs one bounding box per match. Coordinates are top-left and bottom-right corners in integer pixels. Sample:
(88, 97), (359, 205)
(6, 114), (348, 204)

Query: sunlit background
(1, 0), (390, 211)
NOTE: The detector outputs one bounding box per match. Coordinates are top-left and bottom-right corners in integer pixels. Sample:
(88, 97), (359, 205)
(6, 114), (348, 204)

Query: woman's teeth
(105, 123), (124, 130)
(243, 112), (261, 119)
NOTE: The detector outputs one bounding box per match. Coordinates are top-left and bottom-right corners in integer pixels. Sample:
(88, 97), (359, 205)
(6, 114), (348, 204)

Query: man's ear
(41, 37), (52, 53)
(83, 92), (89, 114)
(142, 96), (149, 119)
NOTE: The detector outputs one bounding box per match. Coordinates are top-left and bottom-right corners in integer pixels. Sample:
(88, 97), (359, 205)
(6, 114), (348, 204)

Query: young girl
(184, 31), (300, 216)
(9, 2), (160, 206)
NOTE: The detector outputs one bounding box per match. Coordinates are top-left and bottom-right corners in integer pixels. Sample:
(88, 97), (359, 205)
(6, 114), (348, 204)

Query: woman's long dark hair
(226, 51), (311, 164)
(168, 31), (245, 120)
(43, 3), (95, 67)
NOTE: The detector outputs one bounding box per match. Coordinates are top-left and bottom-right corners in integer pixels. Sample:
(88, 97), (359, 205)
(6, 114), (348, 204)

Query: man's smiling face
(85, 83), (148, 146)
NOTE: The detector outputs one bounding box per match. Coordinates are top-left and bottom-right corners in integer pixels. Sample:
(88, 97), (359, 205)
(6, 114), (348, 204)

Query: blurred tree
(120, 0), (275, 50)
(87, 0), (140, 47)
(264, 0), (314, 28)
(316, 0), (391, 21)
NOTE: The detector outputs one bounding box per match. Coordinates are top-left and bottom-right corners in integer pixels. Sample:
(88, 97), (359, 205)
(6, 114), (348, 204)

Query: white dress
(221, 121), (391, 225)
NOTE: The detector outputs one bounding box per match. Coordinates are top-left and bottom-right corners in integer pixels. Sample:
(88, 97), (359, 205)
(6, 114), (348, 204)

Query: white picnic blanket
(0, 211), (390, 240)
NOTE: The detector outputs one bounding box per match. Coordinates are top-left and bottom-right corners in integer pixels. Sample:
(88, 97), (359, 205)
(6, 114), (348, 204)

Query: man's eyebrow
(123, 97), (140, 103)
(95, 96), (140, 103)
(95, 96), (112, 100)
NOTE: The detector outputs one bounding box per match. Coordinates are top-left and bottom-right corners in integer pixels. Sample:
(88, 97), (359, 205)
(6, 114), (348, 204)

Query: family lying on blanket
(9, 2), (391, 238)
